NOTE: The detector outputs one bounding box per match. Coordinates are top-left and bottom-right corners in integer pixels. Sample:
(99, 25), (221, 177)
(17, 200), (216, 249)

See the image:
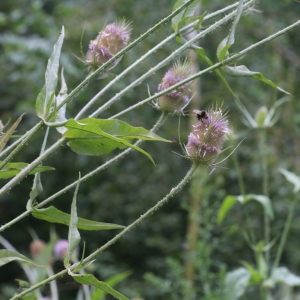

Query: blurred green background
(0, 0), (300, 299)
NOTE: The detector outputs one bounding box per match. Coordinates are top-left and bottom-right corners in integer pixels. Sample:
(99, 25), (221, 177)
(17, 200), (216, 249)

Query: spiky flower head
(155, 59), (192, 115)
(185, 106), (230, 165)
(86, 19), (131, 70)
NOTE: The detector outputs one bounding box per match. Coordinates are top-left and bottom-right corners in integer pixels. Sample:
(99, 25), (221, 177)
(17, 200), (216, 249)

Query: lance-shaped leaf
(91, 271), (132, 300)
(224, 65), (290, 95)
(53, 68), (68, 133)
(224, 268), (251, 300)
(217, 36), (232, 62)
(28, 127), (50, 206)
(36, 26), (65, 119)
(218, 194), (274, 225)
(65, 176), (81, 266)
(217, 0), (244, 62)
(69, 271), (129, 300)
(32, 206), (124, 231)
(0, 249), (43, 268)
(63, 118), (171, 164)
(279, 168), (300, 194)
(272, 267), (300, 287)
(172, 0), (201, 32)
(0, 114), (24, 153)
(0, 162), (54, 179)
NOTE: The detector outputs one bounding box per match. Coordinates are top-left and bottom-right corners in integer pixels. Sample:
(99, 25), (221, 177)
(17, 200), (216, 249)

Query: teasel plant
(0, 0), (299, 299)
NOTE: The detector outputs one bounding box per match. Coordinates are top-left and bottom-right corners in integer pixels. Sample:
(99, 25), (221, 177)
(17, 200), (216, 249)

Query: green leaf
(217, 196), (238, 225)
(64, 118), (171, 164)
(91, 271), (132, 300)
(0, 114), (24, 153)
(257, 252), (268, 279)
(32, 206), (124, 231)
(35, 85), (46, 118)
(217, 0), (243, 62)
(217, 36), (231, 61)
(172, 0), (201, 32)
(224, 268), (251, 300)
(279, 168), (300, 194)
(240, 261), (263, 285)
(0, 249), (43, 268)
(227, 0), (244, 47)
(272, 267), (300, 286)
(36, 26), (65, 119)
(0, 162), (54, 179)
(28, 172), (42, 205)
(193, 46), (244, 111)
(224, 65), (290, 95)
(53, 68), (68, 133)
(193, 11), (207, 30)
(70, 272), (129, 300)
(242, 194), (274, 220)
(65, 118), (171, 142)
(66, 175), (81, 266)
(218, 194), (274, 225)
(22, 295), (36, 300)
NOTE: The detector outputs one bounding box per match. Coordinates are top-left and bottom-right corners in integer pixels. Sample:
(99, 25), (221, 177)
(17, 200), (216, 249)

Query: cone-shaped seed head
(86, 19), (131, 70)
(156, 60), (192, 115)
(185, 107), (230, 164)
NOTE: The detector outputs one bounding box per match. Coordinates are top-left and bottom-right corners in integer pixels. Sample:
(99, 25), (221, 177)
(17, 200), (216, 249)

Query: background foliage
(0, 0), (300, 299)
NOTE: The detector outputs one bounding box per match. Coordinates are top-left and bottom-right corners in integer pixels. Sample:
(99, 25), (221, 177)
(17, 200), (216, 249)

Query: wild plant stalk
(75, 0), (254, 119)
(184, 23), (202, 299)
(0, 0), (195, 169)
(272, 193), (298, 272)
(1, 18), (299, 232)
(11, 92), (231, 299)
(0, 5), (259, 199)
(110, 19), (300, 120)
(258, 127), (272, 300)
(0, 1), (244, 160)
(91, 0), (258, 118)
(0, 112), (168, 233)
(10, 162), (200, 300)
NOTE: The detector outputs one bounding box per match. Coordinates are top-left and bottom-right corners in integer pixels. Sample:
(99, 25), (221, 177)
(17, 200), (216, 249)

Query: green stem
(259, 129), (270, 262)
(10, 162), (199, 300)
(232, 150), (246, 197)
(272, 194), (298, 273)
(0, 125), (38, 159)
(110, 19), (300, 119)
(0, 122), (43, 171)
(232, 149), (257, 243)
(0, 113), (169, 233)
(91, 0), (258, 118)
(0, 137), (65, 199)
(259, 128), (270, 300)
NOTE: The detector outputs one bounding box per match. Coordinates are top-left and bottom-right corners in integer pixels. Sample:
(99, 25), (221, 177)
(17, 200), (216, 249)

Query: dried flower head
(86, 19), (131, 70)
(185, 106), (230, 165)
(29, 239), (46, 258)
(154, 59), (192, 115)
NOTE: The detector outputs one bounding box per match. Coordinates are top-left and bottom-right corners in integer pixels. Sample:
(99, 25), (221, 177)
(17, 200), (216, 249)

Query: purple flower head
(86, 19), (131, 70)
(53, 239), (69, 259)
(155, 59), (192, 115)
(185, 106), (230, 165)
